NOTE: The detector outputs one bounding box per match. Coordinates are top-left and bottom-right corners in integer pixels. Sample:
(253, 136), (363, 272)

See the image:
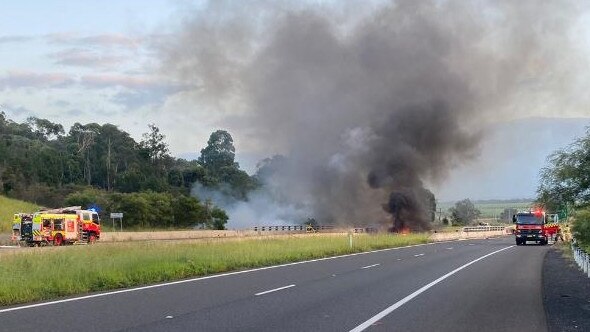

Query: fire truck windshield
(516, 214), (544, 225)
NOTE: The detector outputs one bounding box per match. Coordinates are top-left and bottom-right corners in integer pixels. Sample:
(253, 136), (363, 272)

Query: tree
(209, 207), (228, 230)
(448, 199), (481, 225)
(537, 128), (590, 209)
(140, 124), (169, 164)
(27, 117), (64, 140)
(198, 130), (237, 174)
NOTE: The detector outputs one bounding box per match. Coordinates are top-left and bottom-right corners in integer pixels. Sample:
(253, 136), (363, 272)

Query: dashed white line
(414, 253), (425, 257)
(255, 284), (296, 296)
(348, 245), (515, 332)
(446, 247), (454, 250)
(361, 264), (380, 269)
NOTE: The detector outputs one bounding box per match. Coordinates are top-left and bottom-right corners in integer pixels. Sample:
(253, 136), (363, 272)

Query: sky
(1, 0), (590, 202)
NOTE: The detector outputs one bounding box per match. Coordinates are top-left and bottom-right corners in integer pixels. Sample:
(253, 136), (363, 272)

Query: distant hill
(0, 196), (39, 233)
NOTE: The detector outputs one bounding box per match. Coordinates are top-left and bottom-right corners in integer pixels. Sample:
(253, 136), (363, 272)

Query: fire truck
(20, 206), (101, 246)
(512, 209), (557, 245)
(11, 213), (32, 243)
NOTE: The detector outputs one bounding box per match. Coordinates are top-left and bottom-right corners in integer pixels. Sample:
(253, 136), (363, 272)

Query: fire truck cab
(513, 210), (548, 245)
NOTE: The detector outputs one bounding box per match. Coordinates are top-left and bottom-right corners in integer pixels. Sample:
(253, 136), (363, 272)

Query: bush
(573, 209), (590, 251)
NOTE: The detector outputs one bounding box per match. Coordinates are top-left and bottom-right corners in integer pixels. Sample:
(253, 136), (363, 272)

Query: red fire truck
(513, 210), (556, 245)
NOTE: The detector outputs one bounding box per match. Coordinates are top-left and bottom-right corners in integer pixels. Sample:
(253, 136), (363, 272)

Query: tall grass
(0, 233), (428, 306)
(0, 196), (39, 233)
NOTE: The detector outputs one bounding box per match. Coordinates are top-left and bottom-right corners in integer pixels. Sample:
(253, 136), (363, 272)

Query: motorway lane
(365, 241), (548, 332)
(0, 237), (545, 332)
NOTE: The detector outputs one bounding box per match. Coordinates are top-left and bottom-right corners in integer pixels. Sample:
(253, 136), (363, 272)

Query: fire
(400, 227), (411, 235)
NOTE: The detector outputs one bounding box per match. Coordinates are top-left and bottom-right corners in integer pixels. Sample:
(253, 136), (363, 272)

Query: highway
(0, 237), (548, 332)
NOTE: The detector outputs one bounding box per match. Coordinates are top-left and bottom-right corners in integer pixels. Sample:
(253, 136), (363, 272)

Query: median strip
(255, 284), (296, 296)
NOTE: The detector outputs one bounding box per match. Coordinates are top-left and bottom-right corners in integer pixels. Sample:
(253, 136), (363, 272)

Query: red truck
(513, 210), (550, 245)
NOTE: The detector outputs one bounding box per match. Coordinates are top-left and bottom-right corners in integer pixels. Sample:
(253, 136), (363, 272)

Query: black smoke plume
(160, 0), (586, 229)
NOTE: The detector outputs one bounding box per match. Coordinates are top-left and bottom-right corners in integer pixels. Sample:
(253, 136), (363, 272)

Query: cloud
(46, 33), (141, 49)
(111, 85), (185, 108)
(0, 103), (34, 117)
(49, 48), (128, 68)
(0, 35), (36, 44)
(0, 71), (75, 89)
(79, 74), (162, 89)
(50, 99), (71, 108)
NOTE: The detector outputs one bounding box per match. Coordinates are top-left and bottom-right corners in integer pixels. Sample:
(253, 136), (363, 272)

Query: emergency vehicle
(11, 213), (32, 242)
(512, 209), (559, 245)
(20, 206), (101, 246)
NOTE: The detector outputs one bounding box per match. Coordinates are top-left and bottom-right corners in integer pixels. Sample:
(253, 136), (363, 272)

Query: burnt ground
(543, 246), (590, 331)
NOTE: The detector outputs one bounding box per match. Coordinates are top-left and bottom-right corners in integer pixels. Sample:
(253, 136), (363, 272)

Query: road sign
(110, 212), (123, 218)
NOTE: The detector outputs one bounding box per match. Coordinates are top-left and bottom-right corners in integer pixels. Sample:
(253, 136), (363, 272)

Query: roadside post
(110, 212), (123, 232)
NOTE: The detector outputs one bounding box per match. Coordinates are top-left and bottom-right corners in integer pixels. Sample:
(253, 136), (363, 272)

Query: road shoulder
(543, 245), (590, 332)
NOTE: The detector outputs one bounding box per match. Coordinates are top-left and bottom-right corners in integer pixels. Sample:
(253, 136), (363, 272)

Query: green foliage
(64, 190), (218, 229)
(199, 130), (236, 174)
(210, 207), (228, 230)
(196, 130), (259, 200)
(140, 123), (170, 164)
(448, 199), (481, 225)
(537, 128), (590, 209)
(573, 209), (590, 250)
(0, 113), (257, 229)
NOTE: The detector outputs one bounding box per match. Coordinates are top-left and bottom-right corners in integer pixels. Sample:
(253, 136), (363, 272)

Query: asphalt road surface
(0, 237), (549, 332)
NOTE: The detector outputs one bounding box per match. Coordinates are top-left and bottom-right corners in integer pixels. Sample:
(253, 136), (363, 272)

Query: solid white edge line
(0, 238), (492, 314)
(348, 245), (515, 332)
(254, 284), (296, 296)
(361, 264), (380, 269)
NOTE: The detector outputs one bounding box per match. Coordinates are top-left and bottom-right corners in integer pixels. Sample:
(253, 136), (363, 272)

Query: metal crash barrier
(572, 242), (590, 278)
(462, 226), (506, 232)
(252, 225), (335, 233)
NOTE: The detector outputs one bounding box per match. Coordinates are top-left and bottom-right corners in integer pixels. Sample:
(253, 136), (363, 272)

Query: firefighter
(555, 227), (564, 242)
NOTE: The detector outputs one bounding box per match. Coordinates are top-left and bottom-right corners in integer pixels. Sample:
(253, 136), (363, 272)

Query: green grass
(0, 233), (428, 306)
(0, 196), (39, 233)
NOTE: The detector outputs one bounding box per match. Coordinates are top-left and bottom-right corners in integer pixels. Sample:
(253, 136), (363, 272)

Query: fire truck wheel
(88, 233), (97, 244)
(53, 234), (63, 246)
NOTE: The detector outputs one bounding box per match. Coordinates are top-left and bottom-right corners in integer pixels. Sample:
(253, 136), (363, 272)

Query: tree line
(0, 112), (259, 229)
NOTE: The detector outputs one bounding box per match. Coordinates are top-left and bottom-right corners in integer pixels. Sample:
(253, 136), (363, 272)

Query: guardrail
(572, 243), (590, 278)
(462, 226), (506, 232)
(252, 225), (335, 232)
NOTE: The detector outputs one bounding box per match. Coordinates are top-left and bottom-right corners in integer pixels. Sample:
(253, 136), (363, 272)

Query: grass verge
(0, 233), (429, 306)
(0, 196), (39, 233)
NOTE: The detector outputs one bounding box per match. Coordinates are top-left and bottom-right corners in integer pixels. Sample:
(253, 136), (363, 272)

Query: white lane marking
(361, 264), (380, 269)
(349, 245), (515, 332)
(446, 247), (453, 250)
(165, 315), (173, 319)
(414, 253), (425, 257)
(468, 244), (475, 246)
(255, 284), (295, 296)
(0, 239), (466, 314)
(396, 258), (402, 261)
